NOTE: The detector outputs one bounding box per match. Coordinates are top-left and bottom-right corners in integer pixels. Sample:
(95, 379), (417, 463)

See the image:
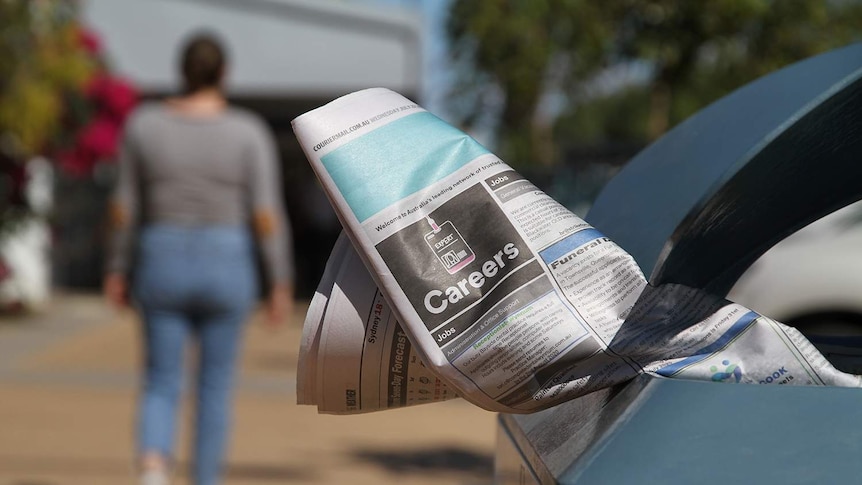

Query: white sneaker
(140, 469), (170, 485)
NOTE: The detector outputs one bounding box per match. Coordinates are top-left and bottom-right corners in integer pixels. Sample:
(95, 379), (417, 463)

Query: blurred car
(728, 201), (862, 374)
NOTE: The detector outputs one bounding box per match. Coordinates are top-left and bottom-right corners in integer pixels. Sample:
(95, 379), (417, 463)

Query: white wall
(81, 0), (422, 97)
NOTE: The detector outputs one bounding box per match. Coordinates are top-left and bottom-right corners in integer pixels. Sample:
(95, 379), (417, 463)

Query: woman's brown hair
(180, 32), (226, 93)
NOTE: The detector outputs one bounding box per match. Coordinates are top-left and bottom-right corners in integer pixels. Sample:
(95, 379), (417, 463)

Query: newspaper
(292, 88), (862, 414)
(297, 233), (458, 414)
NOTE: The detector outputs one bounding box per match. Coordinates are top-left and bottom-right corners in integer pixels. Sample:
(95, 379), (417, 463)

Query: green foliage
(446, 0), (862, 166)
(556, 87), (652, 145)
(0, 0), (95, 159)
(447, 0), (613, 166)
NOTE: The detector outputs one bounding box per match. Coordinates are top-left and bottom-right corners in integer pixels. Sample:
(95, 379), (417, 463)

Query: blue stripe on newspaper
(654, 311), (760, 377)
(539, 228), (606, 264)
(321, 111), (490, 222)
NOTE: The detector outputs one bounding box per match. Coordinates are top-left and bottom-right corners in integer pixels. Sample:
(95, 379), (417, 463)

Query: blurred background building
(63, 0), (423, 297)
(2, 0), (862, 305)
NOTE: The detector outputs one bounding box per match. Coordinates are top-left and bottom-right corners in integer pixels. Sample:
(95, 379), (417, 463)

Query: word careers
(423, 243), (520, 315)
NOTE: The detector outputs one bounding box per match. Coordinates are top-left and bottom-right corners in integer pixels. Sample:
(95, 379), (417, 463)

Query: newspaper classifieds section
(538, 230), (645, 344)
(481, 169), (646, 346)
(485, 170), (590, 248)
(370, 157), (652, 411)
(322, 99), (648, 411)
(477, 168), (649, 409)
(371, 172), (599, 410)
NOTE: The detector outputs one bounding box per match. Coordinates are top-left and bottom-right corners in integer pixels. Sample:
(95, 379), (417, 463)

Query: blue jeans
(133, 225), (257, 485)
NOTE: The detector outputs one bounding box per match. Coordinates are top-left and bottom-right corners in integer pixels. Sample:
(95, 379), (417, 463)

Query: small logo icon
(710, 360), (743, 383)
(424, 216), (476, 274)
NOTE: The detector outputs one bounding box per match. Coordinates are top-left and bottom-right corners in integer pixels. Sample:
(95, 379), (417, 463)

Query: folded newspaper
(293, 88), (862, 415)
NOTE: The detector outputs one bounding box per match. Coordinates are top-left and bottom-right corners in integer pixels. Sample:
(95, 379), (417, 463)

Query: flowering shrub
(0, 1), (137, 227)
(57, 72), (137, 176)
(0, 2), (137, 306)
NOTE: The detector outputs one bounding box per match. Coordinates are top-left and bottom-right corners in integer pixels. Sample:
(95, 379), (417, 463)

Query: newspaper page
(296, 233), (348, 406)
(299, 238), (861, 414)
(292, 88), (862, 414)
(297, 233), (458, 414)
(621, 284), (860, 388)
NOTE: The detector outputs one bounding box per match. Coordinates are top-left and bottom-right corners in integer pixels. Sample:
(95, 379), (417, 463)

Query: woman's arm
(104, 117), (141, 308)
(248, 117), (296, 326)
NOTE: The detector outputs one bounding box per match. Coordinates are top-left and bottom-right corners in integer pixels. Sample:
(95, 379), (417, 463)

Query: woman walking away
(104, 32), (294, 485)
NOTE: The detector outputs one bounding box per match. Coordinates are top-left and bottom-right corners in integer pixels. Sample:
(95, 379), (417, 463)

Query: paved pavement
(0, 293), (497, 485)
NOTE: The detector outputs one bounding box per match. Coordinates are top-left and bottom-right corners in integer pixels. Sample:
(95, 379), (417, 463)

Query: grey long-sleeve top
(107, 102), (294, 288)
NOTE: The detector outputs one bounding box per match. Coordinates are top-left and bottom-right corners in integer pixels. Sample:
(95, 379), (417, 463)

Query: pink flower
(57, 115), (122, 177)
(85, 74), (138, 121)
(56, 149), (92, 177)
(77, 27), (102, 55)
(78, 115), (120, 160)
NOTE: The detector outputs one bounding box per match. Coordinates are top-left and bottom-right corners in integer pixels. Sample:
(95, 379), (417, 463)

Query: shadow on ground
(351, 446), (493, 482)
(0, 311), (41, 325)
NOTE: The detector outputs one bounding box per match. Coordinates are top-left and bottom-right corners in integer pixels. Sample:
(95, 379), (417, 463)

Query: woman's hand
(266, 283), (294, 329)
(104, 272), (129, 309)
